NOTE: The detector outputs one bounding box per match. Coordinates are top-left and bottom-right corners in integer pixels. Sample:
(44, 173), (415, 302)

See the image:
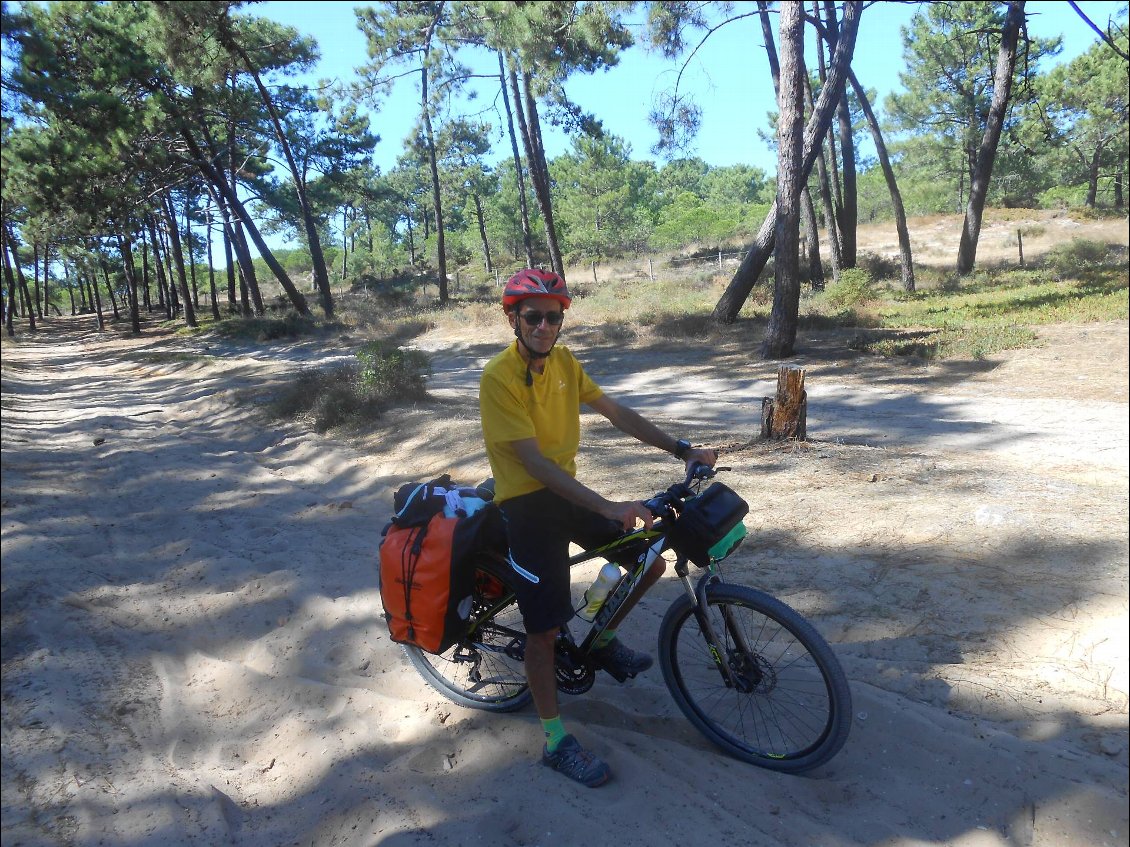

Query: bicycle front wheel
(402, 556), (532, 712)
(659, 582), (852, 773)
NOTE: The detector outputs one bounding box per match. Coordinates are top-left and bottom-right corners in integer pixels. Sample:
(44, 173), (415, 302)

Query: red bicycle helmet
(502, 268), (572, 311)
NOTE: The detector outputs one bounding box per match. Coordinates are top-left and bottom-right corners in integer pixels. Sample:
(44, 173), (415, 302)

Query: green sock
(593, 628), (617, 650)
(542, 716), (568, 753)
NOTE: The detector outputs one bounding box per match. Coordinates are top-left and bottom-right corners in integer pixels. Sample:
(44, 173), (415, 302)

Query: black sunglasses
(519, 309), (564, 327)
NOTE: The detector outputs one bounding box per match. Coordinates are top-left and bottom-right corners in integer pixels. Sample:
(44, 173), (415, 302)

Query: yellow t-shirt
(479, 341), (603, 503)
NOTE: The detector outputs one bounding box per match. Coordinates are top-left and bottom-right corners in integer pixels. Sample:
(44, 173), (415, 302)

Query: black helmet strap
(513, 317), (555, 386)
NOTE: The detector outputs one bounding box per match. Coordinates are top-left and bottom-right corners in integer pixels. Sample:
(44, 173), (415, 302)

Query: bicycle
(401, 463), (853, 774)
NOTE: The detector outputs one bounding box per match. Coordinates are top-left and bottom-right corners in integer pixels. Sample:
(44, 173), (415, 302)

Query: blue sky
(256, 0), (1128, 177)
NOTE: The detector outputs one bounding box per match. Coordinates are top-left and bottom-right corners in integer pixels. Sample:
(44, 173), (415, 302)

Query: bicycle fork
(676, 563), (759, 692)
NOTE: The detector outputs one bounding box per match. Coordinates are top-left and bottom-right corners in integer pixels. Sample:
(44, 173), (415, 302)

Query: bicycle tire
(658, 582), (852, 773)
(402, 555), (532, 712)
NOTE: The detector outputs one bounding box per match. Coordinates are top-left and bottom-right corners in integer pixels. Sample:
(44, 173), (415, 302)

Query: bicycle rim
(659, 583), (852, 773)
(403, 559), (532, 712)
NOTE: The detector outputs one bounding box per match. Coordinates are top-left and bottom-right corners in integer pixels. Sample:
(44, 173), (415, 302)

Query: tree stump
(761, 366), (807, 440)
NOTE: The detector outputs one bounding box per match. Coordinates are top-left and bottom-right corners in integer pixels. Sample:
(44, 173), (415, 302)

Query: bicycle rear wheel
(402, 555), (532, 712)
(659, 582), (851, 773)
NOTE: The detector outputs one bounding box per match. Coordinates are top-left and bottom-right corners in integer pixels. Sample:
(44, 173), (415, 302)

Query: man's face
(510, 295), (564, 356)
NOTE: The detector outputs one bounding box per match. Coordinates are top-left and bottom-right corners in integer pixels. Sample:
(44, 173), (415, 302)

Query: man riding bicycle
(479, 268), (717, 787)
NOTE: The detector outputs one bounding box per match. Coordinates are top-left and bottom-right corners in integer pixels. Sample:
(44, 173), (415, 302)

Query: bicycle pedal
(601, 666), (633, 683)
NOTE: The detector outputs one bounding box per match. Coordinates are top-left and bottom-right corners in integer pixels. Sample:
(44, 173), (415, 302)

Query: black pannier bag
(668, 482), (749, 568)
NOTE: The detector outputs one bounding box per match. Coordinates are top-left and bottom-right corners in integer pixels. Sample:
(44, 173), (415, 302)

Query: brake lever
(685, 461), (718, 484)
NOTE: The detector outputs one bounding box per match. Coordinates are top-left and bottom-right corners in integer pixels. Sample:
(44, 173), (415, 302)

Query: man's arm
(587, 394), (717, 467)
(511, 438), (654, 531)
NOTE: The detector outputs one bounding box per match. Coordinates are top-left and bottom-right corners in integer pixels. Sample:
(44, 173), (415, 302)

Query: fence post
(1017, 229), (1025, 267)
(648, 257), (655, 281)
(717, 250), (722, 270)
(592, 261), (598, 286)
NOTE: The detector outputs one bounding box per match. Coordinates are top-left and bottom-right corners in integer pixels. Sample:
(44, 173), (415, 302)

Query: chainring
(554, 635), (595, 695)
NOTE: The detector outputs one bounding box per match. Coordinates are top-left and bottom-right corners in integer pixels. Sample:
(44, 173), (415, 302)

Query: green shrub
(1044, 238), (1111, 279)
(269, 366), (369, 432)
(267, 343), (430, 432)
(212, 311), (316, 341)
(356, 342), (431, 400)
(857, 252), (901, 281)
(824, 268), (875, 308)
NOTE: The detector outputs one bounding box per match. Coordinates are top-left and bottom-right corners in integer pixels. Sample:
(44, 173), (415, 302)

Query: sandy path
(2, 318), (1127, 847)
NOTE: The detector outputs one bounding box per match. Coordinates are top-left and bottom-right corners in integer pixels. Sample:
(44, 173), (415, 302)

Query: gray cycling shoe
(591, 636), (653, 682)
(542, 735), (611, 787)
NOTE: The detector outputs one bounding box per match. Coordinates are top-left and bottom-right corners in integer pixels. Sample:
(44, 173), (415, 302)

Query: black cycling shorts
(499, 488), (624, 634)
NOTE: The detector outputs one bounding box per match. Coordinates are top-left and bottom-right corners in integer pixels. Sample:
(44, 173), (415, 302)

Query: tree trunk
(339, 208), (347, 282)
(800, 189), (824, 287)
(115, 231), (142, 334)
(223, 30), (335, 317)
(179, 124), (304, 314)
(41, 243), (51, 315)
(146, 216), (172, 319)
(761, 367), (808, 440)
(1085, 142), (1105, 207)
(511, 64), (564, 276)
(763, 1), (807, 359)
(804, 76), (842, 282)
(420, 61), (449, 303)
(2, 233), (19, 336)
(405, 202), (417, 264)
(184, 195), (199, 308)
(812, 1), (844, 230)
(202, 126), (263, 315)
(846, 68), (915, 291)
(72, 262), (88, 314)
(65, 265), (76, 317)
(1115, 169), (1124, 209)
(30, 243), (42, 320)
(140, 231), (152, 311)
(205, 205), (221, 320)
(162, 196), (197, 327)
(499, 51), (535, 267)
(3, 225), (37, 332)
(100, 259), (122, 321)
(956, 0), (1025, 274)
(825, 1), (857, 269)
(87, 266), (105, 331)
(473, 193), (493, 273)
(758, 0), (823, 289)
(714, 0), (862, 325)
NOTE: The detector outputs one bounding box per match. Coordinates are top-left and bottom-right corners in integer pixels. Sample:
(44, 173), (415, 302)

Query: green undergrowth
(813, 241), (1127, 360)
(268, 341), (431, 432)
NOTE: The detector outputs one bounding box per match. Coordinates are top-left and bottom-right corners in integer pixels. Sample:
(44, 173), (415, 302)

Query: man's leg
(572, 509), (664, 678)
(525, 628), (560, 723)
(500, 491), (610, 786)
(527, 627), (611, 787)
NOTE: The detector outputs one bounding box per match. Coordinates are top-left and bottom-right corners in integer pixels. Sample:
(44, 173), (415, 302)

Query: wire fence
(482, 249), (753, 288)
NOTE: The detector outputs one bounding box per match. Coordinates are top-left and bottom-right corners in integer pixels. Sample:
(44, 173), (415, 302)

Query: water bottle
(581, 563), (622, 621)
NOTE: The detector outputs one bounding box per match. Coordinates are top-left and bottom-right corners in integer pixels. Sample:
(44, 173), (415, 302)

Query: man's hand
(604, 500), (654, 532)
(685, 446), (719, 468)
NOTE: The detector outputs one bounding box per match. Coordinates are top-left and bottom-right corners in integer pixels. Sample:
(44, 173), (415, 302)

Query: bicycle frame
(466, 463), (753, 688)
(567, 524), (749, 690)
(569, 528), (666, 652)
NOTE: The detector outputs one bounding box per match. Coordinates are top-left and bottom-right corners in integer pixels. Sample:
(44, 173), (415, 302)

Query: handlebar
(642, 461), (729, 520)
